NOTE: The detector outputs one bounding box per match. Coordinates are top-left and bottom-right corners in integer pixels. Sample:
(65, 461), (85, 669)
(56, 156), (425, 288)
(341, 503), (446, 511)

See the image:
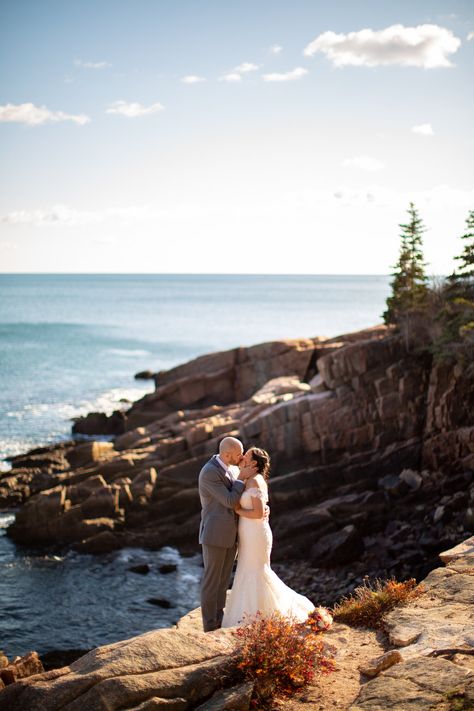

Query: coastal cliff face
(1, 323), (473, 603)
(1, 535), (473, 710)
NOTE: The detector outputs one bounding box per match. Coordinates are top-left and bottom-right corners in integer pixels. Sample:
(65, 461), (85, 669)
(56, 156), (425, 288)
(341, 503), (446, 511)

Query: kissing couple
(198, 436), (315, 632)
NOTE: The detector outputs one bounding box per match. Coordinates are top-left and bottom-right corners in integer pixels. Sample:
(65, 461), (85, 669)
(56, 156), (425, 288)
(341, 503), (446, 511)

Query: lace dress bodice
(240, 485), (268, 510)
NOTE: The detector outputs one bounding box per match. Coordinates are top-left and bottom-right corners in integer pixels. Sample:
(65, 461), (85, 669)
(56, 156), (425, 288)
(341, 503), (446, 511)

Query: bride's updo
(249, 447), (271, 481)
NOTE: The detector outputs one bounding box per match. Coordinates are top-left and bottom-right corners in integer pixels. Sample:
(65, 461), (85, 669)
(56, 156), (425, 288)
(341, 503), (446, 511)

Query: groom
(198, 436), (256, 632)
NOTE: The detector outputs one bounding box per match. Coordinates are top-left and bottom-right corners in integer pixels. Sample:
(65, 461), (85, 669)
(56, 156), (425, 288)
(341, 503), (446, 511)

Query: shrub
(232, 610), (335, 709)
(443, 688), (474, 711)
(331, 577), (425, 629)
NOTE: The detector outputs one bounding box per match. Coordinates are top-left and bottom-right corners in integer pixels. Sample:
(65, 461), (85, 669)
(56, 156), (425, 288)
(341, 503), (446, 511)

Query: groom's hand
(237, 461), (257, 481)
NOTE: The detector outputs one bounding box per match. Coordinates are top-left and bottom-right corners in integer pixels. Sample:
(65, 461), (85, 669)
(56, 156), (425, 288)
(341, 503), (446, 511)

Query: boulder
(308, 373), (327, 393)
(159, 564), (177, 574)
(134, 370), (155, 380)
(0, 651), (44, 686)
(439, 535), (474, 564)
(8, 444), (70, 473)
(129, 564), (150, 575)
(73, 530), (122, 554)
(358, 649), (402, 678)
(80, 485), (120, 518)
(114, 428), (150, 451)
(72, 410), (126, 436)
(350, 657), (474, 710)
(147, 598), (175, 609)
(250, 375), (311, 405)
(130, 468), (157, 502)
(66, 441), (115, 468)
(399, 468), (423, 491)
(311, 525), (364, 566)
(195, 681), (254, 710)
(0, 628), (234, 711)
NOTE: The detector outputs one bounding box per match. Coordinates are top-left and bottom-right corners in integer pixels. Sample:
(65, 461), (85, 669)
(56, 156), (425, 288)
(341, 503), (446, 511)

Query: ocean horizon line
(0, 272), (445, 278)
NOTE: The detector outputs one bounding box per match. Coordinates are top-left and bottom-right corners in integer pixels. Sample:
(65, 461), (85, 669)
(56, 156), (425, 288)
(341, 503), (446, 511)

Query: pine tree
(437, 209), (474, 361)
(451, 209), (474, 283)
(383, 202), (429, 325)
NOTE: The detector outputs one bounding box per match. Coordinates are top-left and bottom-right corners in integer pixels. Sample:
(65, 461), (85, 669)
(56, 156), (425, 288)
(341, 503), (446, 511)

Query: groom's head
(219, 436), (244, 466)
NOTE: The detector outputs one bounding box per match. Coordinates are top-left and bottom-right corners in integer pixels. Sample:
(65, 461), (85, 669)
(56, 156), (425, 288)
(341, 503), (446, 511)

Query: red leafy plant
(332, 576), (425, 629)
(232, 610), (335, 709)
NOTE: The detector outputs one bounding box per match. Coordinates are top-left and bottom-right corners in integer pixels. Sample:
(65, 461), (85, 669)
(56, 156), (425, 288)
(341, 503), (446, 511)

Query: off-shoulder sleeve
(246, 486), (267, 501)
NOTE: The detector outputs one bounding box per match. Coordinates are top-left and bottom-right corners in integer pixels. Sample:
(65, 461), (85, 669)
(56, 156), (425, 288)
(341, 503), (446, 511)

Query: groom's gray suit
(198, 454), (245, 631)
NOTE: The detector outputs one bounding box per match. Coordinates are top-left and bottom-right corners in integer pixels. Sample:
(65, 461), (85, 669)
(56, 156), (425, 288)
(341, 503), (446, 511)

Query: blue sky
(1, 0), (473, 273)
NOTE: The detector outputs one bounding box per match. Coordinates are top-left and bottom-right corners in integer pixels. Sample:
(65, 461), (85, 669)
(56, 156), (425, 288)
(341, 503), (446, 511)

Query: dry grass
(331, 577), (425, 629)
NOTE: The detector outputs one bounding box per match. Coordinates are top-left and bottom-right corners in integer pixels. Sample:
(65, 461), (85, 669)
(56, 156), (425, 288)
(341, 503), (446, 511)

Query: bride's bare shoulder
(246, 476), (260, 489)
(246, 474), (267, 491)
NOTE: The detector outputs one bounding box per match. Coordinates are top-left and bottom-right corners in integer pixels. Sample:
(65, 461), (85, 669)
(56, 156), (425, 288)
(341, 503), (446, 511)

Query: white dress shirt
(216, 455), (239, 481)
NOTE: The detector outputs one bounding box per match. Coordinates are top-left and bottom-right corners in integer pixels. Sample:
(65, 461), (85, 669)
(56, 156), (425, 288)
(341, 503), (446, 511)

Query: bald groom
(198, 437), (256, 632)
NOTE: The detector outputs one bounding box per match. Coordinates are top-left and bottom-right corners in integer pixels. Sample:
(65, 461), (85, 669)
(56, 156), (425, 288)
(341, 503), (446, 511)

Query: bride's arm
(235, 487), (265, 519)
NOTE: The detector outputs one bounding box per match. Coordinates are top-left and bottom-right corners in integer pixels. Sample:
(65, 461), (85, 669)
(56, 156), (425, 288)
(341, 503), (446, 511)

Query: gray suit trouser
(201, 542), (237, 632)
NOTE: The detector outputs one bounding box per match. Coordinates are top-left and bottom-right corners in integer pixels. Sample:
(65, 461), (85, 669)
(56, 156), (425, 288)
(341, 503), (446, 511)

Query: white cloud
(342, 155), (385, 171)
(269, 44), (282, 54)
(1, 204), (164, 227)
(412, 123), (434, 136)
(181, 75), (206, 83)
(219, 73), (242, 82)
(303, 24), (461, 68)
(0, 102), (90, 126)
(105, 100), (164, 117)
(233, 62), (260, 73)
(286, 184), (474, 210)
(74, 59), (112, 69)
(262, 67), (308, 82)
(467, 31), (474, 41)
(4, 187), (473, 231)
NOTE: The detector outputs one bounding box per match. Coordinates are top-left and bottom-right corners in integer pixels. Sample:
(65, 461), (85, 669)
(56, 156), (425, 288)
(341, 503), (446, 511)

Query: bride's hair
(249, 447), (271, 481)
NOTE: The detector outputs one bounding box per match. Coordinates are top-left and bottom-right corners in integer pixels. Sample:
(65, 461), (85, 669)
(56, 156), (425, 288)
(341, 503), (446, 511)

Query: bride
(221, 446), (315, 627)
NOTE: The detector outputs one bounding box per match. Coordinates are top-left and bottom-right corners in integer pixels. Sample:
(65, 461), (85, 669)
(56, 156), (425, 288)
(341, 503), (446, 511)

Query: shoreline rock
(1, 536), (472, 710)
(0, 322), (473, 605)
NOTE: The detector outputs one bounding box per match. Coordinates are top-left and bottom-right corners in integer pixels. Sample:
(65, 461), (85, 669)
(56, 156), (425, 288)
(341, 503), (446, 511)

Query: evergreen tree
(450, 209), (474, 284)
(437, 209), (474, 361)
(383, 202), (429, 325)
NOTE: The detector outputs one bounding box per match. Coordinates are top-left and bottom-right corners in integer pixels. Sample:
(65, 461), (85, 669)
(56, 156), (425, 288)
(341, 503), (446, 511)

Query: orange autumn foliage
(232, 611), (335, 709)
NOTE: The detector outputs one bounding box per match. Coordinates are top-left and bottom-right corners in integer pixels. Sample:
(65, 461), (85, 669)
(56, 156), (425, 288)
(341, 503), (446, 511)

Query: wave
(61, 385), (154, 417)
(0, 513), (15, 528)
(1, 384), (154, 464)
(0, 437), (41, 463)
(105, 348), (152, 357)
(5, 385), (153, 422)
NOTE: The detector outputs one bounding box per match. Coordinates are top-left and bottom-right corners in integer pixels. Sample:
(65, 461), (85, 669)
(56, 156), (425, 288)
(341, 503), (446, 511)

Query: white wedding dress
(221, 481), (315, 627)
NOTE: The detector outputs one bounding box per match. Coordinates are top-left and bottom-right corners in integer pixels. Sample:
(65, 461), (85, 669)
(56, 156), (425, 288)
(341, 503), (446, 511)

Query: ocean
(0, 273), (391, 658)
(0, 273), (391, 467)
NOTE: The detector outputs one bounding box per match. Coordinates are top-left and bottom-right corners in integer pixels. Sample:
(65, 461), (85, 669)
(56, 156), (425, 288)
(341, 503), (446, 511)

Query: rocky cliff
(1, 323), (473, 604)
(1, 535), (472, 710)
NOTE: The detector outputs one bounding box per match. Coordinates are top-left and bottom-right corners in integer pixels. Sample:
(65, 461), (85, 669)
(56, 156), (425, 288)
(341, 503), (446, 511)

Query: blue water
(0, 274), (391, 466)
(0, 512), (202, 658)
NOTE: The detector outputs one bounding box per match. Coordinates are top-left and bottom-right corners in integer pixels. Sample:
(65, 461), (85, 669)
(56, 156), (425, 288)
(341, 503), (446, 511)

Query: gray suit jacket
(198, 455), (245, 548)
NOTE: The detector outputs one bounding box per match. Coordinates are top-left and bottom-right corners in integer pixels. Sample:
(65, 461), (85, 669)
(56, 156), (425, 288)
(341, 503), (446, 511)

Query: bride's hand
(238, 460), (257, 480)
